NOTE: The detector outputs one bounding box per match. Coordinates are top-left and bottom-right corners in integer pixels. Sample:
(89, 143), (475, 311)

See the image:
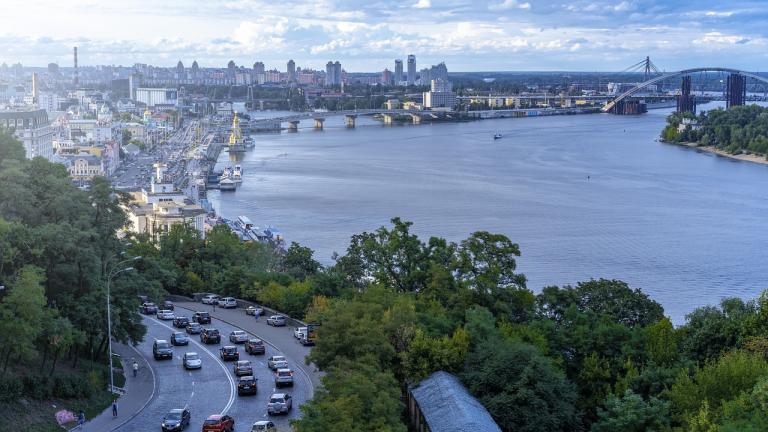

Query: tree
(403, 327), (469, 382)
(591, 390), (670, 432)
(645, 317), (679, 366)
(283, 242), (321, 280)
(0, 266), (47, 374)
(0, 130), (26, 163)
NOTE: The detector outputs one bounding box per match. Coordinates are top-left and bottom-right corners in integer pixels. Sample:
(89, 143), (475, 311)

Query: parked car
(218, 297), (238, 309)
(245, 338), (266, 355)
(202, 414), (234, 432)
(153, 340), (173, 360)
(171, 332), (189, 346)
(229, 330), (248, 344)
(201, 328), (221, 344)
(245, 305), (263, 316)
(201, 294), (220, 305)
(237, 375), (258, 396)
(141, 302), (158, 314)
(267, 355), (288, 370)
(162, 300), (175, 311)
(220, 345), (239, 361)
(274, 368), (294, 387)
(186, 322), (203, 334)
(266, 315), (286, 327)
(293, 327), (306, 340)
(182, 352), (202, 370)
(193, 311), (211, 324)
(250, 421), (276, 432)
(267, 393), (292, 415)
(173, 316), (190, 328)
(157, 309), (175, 320)
(161, 408), (190, 432)
(233, 360), (253, 376)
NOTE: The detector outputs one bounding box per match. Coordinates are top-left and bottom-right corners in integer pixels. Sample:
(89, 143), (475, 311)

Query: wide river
(210, 104), (768, 323)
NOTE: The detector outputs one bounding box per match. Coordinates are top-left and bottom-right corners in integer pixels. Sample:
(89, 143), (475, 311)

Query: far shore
(661, 139), (768, 166)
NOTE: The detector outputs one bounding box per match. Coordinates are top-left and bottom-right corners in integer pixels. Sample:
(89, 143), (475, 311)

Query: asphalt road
(116, 312), (311, 431)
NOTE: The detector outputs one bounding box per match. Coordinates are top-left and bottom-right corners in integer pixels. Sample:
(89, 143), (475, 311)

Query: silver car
(274, 368), (294, 387)
(267, 393), (292, 415)
(229, 330), (249, 344)
(183, 352), (202, 369)
(267, 355), (288, 370)
(157, 309), (175, 320)
(267, 315), (286, 327)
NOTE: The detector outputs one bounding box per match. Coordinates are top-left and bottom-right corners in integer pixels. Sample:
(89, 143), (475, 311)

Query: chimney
(73, 47), (79, 86)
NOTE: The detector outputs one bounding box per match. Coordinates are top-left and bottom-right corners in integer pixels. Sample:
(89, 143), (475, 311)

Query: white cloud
(413, 0), (430, 9)
(489, 0), (531, 11)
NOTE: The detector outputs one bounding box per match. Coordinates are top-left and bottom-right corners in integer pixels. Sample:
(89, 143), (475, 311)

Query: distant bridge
(247, 109), (450, 129)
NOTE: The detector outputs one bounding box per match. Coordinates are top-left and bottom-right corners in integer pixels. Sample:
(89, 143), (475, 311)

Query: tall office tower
(176, 61), (185, 83)
(191, 60), (199, 83)
(407, 54), (416, 85)
(334, 61), (342, 85)
(325, 61), (335, 86)
(253, 61), (265, 74)
(73, 47), (79, 86)
(394, 59), (403, 84)
(431, 62), (448, 81)
(287, 59), (296, 82)
(227, 60), (236, 83)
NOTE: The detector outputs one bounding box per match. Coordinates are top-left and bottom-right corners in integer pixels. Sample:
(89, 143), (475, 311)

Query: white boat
(220, 166), (233, 182)
(493, 133), (503, 140)
(219, 177), (236, 191)
(232, 165), (243, 183)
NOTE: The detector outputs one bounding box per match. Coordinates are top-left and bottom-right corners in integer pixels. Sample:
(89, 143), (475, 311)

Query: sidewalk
(175, 301), (324, 391)
(76, 342), (155, 432)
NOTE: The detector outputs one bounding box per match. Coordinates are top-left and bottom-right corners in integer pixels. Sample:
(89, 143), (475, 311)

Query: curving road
(116, 310), (312, 431)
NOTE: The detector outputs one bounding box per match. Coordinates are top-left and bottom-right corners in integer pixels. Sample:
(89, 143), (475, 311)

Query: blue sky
(1, 0), (767, 72)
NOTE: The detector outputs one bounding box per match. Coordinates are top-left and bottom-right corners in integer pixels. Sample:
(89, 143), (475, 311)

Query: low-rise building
(63, 153), (105, 181)
(0, 108), (55, 160)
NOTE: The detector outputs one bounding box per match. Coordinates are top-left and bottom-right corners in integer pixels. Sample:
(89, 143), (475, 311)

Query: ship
(233, 165), (243, 183)
(219, 177), (236, 191)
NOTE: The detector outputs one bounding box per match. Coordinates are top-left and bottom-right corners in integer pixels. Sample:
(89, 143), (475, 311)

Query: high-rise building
(423, 78), (456, 109)
(381, 69), (393, 85)
(227, 60), (236, 83)
(334, 61), (342, 85)
(394, 59), (403, 84)
(176, 61), (185, 83)
(431, 62), (448, 81)
(191, 60), (199, 83)
(47, 63), (59, 75)
(253, 62), (266, 85)
(73, 46), (79, 86)
(325, 61), (338, 86)
(407, 54), (416, 85)
(287, 60), (296, 83)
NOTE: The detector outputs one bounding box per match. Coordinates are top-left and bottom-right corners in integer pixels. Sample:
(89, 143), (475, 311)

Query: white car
(229, 330), (249, 344)
(219, 297), (238, 308)
(250, 421), (277, 432)
(293, 327), (307, 340)
(267, 393), (292, 415)
(201, 294), (220, 305)
(245, 305), (263, 316)
(267, 315), (286, 327)
(157, 309), (175, 320)
(274, 368), (294, 387)
(267, 355), (288, 370)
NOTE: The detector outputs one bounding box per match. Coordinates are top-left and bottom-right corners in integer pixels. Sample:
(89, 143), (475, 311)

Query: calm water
(210, 104), (768, 323)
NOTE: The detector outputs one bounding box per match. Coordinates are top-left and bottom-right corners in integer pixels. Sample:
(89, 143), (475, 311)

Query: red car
(202, 414), (234, 432)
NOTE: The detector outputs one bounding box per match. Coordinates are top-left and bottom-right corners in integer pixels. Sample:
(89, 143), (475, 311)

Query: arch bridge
(603, 67), (768, 114)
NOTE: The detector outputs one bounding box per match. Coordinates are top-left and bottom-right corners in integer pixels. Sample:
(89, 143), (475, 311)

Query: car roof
(240, 375), (255, 380)
(206, 414), (222, 420)
(276, 368), (291, 372)
(232, 330), (246, 334)
(185, 352), (198, 356)
(169, 408), (185, 414)
(271, 393), (287, 398)
(253, 420), (270, 425)
(223, 345), (236, 349)
(156, 339), (169, 343)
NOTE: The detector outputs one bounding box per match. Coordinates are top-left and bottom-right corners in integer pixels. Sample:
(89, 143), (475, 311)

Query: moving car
(237, 375), (258, 396)
(266, 393), (292, 415)
(170, 332), (189, 346)
(233, 360), (253, 376)
(157, 309), (175, 320)
(141, 302), (158, 314)
(293, 327), (306, 340)
(245, 338), (266, 355)
(201, 294), (220, 305)
(267, 355), (287, 370)
(274, 368), (293, 387)
(193, 311), (211, 324)
(218, 297), (237, 308)
(245, 305), (263, 316)
(162, 300), (175, 311)
(266, 315), (286, 327)
(182, 352), (202, 370)
(201, 328), (221, 344)
(202, 414), (234, 432)
(229, 330), (248, 344)
(220, 345), (239, 361)
(186, 322), (203, 334)
(153, 340), (173, 360)
(161, 408), (190, 431)
(173, 316), (190, 328)
(250, 421), (276, 432)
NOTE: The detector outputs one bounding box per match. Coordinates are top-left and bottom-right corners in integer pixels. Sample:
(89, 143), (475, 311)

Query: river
(209, 104), (768, 323)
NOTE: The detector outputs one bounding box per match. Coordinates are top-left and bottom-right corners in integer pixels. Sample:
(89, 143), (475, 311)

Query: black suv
(141, 302), (158, 315)
(245, 338), (266, 355)
(219, 345), (239, 361)
(193, 311), (211, 324)
(153, 340), (173, 360)
(173, 316), (190, 328)
(162, 300), (175, 311)
(200, 328), (220, 344)
(237, 375), (257, 396)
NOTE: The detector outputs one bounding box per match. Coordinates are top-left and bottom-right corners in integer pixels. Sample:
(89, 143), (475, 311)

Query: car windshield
(156, 342), (170, 348)
(186, 353), (199, 360)
(269, 397), (284, 403)
(203, 419), (221, 425)
(166, 411), (182, 420)
(174, 332), (184, 337)
(250, 340), (263, 345)
(278, 371), (291, 376)
(189, 323), (200, 328)
(233, 331), (245, 335)
(273, 356), (285, 362)
(208, 330), (219, 335)
(224, 347), (235, 352)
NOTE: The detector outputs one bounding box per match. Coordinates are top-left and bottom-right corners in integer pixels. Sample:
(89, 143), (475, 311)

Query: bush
(0, 377), (23, 402)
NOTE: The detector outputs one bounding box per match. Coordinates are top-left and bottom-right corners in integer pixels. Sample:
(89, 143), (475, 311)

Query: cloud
(489, 0), (531, 10)
(413, 0), (430, 9)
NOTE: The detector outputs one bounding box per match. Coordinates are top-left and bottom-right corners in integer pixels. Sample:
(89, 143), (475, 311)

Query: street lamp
(106, 256), (141, 393)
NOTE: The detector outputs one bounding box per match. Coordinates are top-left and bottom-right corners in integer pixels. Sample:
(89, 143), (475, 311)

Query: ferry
(220, 166), (233, 182)
(219, 177), (236, 191)
(232, 165), (243, 183)
(493, 133), (503, 140)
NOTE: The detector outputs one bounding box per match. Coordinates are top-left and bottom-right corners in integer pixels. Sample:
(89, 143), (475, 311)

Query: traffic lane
(171, 311), (312, 430)
(116, 317), (233, 432)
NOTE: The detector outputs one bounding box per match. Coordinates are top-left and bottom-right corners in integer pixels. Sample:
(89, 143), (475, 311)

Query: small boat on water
(493, 133), (503, 140)
(219, 177), (236, 191)
(233, 165), (243, 183)
(220, 166), (233, 182)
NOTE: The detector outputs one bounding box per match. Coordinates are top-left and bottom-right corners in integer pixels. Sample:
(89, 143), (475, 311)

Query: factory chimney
(73, 46), (79, 87)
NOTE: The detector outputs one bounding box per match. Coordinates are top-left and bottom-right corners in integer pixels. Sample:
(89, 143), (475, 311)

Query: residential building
(0, 108), (55, 160)
(407, 54), (416, 85)
(287, 60), (296, 82)
(325, 61), (342, 86)
(394, 59), (403, 84)
(135, 88), (178, 107)
(381, 69), (393, 85)
(176, 61), (185, 83)
(423, 79), (456, 109)
(227, 60), (236, 83)
(191, 60), (199, 83)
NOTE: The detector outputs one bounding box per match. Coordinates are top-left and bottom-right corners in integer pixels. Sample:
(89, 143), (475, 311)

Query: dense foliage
(662, 105), (768, 156)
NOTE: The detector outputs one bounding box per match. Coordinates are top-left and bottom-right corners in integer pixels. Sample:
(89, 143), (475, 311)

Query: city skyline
(2, 0), (768, 71)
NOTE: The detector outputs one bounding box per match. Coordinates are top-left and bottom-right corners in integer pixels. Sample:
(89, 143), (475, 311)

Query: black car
(141, 302), (158, 315)
(245, 338), (266, 355)
(220, 345), (239, 361)
(161, 408), (190, 431)
(162, 300), (175, 311)
(153, 340), (173, 360)
(186, 322), (202, 334)
(193, 311), (211, 324)
(201, 328), (221, 344)
(237, 375), (257, 396)
(170, 332), (189, 346)
(173, 316), (190, 328)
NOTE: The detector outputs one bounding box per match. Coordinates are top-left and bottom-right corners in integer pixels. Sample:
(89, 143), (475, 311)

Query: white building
(62, 153), (105, 181)
(135, 88), (178, 107)
(0, 109), (55, 160)
(37, 93), (62, 113)
(423, 79), (456, 110)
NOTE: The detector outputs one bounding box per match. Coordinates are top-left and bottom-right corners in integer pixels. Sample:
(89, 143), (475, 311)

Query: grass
(0, 389), (116, 432)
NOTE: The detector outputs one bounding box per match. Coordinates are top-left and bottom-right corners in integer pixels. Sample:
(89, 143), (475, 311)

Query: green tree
(0, 266), (47, 374)
(283, 241), (321, 280)
(591, 390), (670, 432)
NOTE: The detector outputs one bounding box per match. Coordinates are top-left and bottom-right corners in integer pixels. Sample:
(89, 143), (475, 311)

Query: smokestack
(73, 46), (79, 87)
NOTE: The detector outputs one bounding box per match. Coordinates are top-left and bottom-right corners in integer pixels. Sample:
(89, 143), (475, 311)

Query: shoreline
(662, 139), (768, 166)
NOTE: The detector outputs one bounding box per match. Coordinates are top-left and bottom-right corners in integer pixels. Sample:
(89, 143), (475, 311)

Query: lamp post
(106, 256), (141, 393)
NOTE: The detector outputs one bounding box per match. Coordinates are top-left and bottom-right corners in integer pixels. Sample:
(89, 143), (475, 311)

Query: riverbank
(664, 140), (768, 166)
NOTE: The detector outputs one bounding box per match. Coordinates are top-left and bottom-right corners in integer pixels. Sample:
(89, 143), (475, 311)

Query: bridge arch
(602, 67), (768, 113)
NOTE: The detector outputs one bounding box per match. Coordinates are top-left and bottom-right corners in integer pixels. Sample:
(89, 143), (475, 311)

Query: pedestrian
(132, 360), (139, 378)
(112, 401), (118, 418)
(77, 410), (85, 429)
(212, 301), (216, 312)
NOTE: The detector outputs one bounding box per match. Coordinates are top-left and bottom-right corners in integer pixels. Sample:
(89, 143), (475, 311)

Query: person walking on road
(77, 410), (85, 429)
(132, 360), (138, 377)
(112, 401), (118, 418)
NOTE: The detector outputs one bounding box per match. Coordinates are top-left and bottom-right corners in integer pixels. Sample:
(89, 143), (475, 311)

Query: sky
(1, 0), (768, 72)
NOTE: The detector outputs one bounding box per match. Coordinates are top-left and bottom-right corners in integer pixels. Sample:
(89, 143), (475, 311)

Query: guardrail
(165, 293), (308, 328)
